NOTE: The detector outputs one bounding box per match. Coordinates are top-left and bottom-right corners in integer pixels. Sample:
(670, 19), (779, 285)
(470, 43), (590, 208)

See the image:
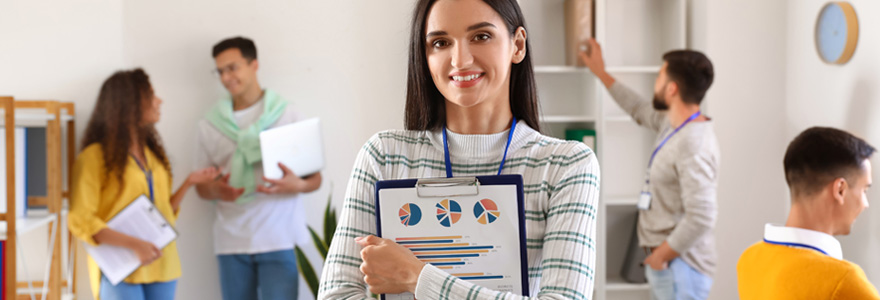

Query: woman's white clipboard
(83, 195), (178, 285)
(375, 175), (529, 300)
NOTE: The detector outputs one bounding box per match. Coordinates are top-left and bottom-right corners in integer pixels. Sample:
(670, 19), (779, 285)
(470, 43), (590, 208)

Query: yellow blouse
(68, 143), (181, 298)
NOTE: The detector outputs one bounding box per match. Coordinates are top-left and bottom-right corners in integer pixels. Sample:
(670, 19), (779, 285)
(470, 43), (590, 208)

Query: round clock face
(815, 2), (859, 64)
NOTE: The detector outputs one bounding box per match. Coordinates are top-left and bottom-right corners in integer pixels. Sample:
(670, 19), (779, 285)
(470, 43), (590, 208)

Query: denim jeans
(644, 257), (712, 300)
(217, 249), (299, 300)
(99, 275), (177, 300)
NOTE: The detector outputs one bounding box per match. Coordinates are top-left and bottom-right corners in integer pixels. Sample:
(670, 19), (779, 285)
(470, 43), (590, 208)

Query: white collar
(763, 223), (843, 260)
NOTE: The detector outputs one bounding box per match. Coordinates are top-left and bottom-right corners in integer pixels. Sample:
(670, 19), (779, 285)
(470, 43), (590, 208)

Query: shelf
(607, 66), (660, 74)
(541, 115), (597, 123)
(601, 0), (687, 67)
(0, 209), (60, 240)
(0, 113), (74, 126)
(535, 65), (590, 74)
(15, 287), (74, 300)
(606, 276), (650, 292)
(603, 115), (633, 123)
(604, 196), (639, 206)
(534, 65), (659, 75)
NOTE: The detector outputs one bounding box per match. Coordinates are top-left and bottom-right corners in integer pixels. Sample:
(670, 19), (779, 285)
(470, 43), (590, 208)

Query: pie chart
(435, 199), (462, 227)
(473, 199), (500, 225)
(399, 203), (422, 226)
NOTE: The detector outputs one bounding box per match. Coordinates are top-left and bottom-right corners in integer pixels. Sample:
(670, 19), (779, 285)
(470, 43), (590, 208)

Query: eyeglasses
(212, 63), (242, 77)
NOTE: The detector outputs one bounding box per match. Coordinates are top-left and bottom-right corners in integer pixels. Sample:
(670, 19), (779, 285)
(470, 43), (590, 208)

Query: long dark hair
(81, 68), (171, 188)
(404, 0), (541, 132)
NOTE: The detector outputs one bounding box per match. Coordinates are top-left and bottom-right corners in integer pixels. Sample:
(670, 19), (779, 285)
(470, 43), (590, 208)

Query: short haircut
(662, 50), (714, 105)
(212, 37), (257, 61)
(784, 127), (875, 197)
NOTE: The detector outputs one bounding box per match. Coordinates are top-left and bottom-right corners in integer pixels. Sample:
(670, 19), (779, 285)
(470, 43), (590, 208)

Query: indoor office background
(0, 0), (878, 299)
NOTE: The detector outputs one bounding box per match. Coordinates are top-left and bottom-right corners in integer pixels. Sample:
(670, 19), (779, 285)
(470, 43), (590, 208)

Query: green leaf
(324, 192), (338, 248)
(309, 226), (329, 259)
(323, 197), (333, 243)
(295, 246), (319, 297)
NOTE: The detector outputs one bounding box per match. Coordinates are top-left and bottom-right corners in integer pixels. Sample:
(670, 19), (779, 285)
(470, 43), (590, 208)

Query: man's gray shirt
(609, 82), (720, 276)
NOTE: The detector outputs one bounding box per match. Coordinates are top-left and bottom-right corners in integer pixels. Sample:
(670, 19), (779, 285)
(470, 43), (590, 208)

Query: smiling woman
(318, 0), (599, 299)
(404, 0), (540, 135)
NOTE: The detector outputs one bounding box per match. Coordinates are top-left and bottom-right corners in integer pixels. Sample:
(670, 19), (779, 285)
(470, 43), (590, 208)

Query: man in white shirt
(194, 36), (322, 300)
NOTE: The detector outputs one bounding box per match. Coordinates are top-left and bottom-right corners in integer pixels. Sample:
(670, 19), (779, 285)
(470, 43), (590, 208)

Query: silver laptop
(259, 118), (325, 179)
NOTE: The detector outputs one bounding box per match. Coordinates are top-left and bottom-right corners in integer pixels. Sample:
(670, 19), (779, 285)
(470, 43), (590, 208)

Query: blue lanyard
(648, 111), (701, 168)
(131, 154), (155, 203)
(442, 117), (517, 178)
(763, 239), (829, 256)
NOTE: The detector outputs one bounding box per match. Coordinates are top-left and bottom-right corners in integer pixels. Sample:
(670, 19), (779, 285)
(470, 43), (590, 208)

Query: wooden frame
(61, 102), (76, 297)
(2, 99), (76, 300)
(1, 96), (17, 300)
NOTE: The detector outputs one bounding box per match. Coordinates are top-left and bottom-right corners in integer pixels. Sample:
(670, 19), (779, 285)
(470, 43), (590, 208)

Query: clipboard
(375, 175), (529, 300)
(84, 194), (179, 285)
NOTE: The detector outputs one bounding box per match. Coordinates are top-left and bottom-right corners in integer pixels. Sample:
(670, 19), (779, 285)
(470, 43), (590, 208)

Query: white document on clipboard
(377, 178), (527, 300)
(84, 195), (178, 285)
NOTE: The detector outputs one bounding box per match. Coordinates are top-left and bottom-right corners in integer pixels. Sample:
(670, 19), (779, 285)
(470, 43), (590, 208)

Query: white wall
(2, 0), (414, 299)
(7, 1), (879, 300)
(0, 0), (124, 298)
(786, 0), (880, 283)
(694, 0), (791, 298)
(120, 1), (412, 299)
(695, 1), (880, 298)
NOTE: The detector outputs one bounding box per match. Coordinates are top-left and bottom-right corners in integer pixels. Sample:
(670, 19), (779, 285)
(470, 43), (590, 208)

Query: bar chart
(398, 235), (504, 281)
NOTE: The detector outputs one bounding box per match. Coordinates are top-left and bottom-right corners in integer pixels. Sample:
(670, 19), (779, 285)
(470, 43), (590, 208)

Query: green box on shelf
(565, 128), (597, 152)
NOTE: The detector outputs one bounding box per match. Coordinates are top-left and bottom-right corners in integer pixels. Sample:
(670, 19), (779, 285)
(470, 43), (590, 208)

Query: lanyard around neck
(131, 153), (155, 203)
(763, 239), (829, 256)
(648, 111), (701, 168)
(442, 117), (517, 178)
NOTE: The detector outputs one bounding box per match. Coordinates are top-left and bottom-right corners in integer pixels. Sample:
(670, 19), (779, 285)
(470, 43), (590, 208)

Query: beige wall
(692, 0), (790, 298)
(786, 0), (880, 283)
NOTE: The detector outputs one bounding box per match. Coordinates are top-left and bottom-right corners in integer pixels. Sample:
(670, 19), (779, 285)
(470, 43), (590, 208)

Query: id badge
(638, 191), (652, 210)
(637, 176), (651, 210)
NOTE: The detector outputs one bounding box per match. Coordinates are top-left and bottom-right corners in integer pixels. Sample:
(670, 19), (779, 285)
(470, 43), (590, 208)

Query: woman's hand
(93, 228), (162, 266)
(130, 239), (162, 266)
(356, 235), (426, 295)
(188, 167), (221, 185)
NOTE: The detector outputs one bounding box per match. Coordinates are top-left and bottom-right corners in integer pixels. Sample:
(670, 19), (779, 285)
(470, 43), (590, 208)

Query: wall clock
(815, 2), (859, 64)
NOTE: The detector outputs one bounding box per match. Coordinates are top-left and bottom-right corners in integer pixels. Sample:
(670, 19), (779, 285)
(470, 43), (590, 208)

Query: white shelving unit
(519, 0), (687, 299)
(0, 211), (57, 241)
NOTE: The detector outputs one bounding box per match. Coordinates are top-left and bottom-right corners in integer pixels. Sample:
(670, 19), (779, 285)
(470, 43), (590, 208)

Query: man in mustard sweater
(737, 127), (880, 299)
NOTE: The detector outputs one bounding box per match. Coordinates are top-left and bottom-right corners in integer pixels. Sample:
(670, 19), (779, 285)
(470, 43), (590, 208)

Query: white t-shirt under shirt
(193, 99), (309, 255)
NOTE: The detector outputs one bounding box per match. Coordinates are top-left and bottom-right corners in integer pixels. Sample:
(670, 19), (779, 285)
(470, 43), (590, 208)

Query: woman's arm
(170, 167), (220, 213)
(93, 228), (162, 265)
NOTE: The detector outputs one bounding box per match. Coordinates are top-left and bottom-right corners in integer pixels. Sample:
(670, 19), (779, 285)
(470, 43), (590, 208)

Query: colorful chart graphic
(399, 203), (422, 226)
(398, 236), (500, 279)
(473, 199), (501, 225)
(435, 199), (462, 227)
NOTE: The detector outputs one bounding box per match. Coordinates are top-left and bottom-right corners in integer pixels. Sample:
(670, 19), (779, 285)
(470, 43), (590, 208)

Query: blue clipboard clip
(416, 177), (479, 198)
